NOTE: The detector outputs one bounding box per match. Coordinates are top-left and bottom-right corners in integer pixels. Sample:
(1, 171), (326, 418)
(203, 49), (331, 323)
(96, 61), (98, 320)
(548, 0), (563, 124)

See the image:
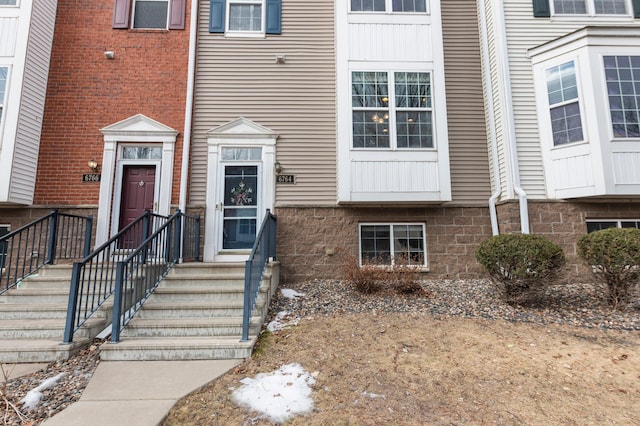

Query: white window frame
(358, 223), (427, 267)
(544, 60), (586, 146)
(131, 0), (169, 30)
(550, 0), (632, 17)
(351, 70), (434, 150)
(226, 0), (266, 37)
(349, 0), (428, 14)
(0, 66), (8, 139)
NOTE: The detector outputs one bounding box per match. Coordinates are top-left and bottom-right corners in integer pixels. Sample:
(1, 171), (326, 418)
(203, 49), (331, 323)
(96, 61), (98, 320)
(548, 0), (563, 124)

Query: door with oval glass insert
(221, 165), (258, 250)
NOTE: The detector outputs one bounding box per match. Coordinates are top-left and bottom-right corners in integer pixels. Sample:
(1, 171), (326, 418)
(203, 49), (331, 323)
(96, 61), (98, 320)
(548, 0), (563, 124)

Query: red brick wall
(34, 0), (191, 205)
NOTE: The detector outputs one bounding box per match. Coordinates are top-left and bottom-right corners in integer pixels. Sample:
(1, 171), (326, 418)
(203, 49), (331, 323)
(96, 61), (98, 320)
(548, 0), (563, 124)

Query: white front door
(219, 164), (260, 251)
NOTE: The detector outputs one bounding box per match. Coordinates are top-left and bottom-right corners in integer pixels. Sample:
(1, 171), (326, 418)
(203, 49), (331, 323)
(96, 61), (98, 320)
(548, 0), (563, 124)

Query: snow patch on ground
(267, 310), (300, 332)
(280, 288), (305, 299)
(232, 363), (316, 423)
(20, 372), (68, 410)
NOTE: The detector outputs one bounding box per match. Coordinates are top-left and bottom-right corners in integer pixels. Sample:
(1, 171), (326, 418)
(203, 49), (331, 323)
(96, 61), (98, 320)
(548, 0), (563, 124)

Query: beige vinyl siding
(441, 0), (491, 204)
(8, 0), (57, 204)
(190, 0), (336, 206)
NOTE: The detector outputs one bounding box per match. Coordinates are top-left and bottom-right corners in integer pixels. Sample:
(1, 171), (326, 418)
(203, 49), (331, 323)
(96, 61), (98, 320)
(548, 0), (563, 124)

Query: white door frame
(204, 118), (277, 263)
(96, 114), (177, 247)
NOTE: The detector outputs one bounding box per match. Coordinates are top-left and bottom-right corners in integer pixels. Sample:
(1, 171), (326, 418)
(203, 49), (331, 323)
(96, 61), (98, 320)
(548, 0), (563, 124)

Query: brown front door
(119, 165), (156, 248)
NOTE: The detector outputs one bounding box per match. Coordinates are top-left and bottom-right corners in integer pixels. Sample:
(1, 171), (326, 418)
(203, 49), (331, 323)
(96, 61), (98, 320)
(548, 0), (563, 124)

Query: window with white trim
(586, 220), (640, 232)
(604, 55), (640, 138)
(132, 0), (169, 29)
(545, 61), (584, 146)
(0, 0), (18, 5)
(350, 0), (427, 13)
(352, 71), (433, 149)
(228, 0), (263, 32)
(552, 0), (630, 16)
(0, 67), (7, 129)
(359, 223), (427, 266)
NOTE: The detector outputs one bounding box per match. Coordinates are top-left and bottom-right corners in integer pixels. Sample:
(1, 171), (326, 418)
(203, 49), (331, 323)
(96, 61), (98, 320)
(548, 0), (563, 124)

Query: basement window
(586, 220), (640, 232)
(359, 223), (427, 266)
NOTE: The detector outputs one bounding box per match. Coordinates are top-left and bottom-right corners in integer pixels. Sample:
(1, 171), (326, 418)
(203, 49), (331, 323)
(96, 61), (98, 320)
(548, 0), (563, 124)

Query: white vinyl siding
(192, 0), (336, 206)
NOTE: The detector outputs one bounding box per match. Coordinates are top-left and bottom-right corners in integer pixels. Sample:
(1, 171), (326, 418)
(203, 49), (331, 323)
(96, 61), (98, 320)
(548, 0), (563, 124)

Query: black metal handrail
(0, 210), (93, 295)
(111, 210), (201, 342)
(63, 210), (169, 343)
(241, 209), (277, 341)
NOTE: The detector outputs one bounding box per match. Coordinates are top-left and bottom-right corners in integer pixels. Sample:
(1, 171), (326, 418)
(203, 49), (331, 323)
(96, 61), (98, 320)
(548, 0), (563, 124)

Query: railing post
(173, 211), (182, 262)
(111, 262), (125, 343)
(269, 212), (277, 261)
(194, 216), (201, 260)
(165, 221), (173, 263)
(63, 262), (82, 344)
(83, 215), (93, 257)
(141, 211), (150, 264)
(46, 210), (59, 264)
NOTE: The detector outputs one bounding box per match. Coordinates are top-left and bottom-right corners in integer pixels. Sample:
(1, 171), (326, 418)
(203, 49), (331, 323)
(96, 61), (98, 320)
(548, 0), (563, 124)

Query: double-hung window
(113, 0), (185, 30)
(0, 67), (7, 129)
(352, 71), (433, 149)
(209, 0), (281, 35)
(604, 55), (640, 138)
(350, 0), (427, 13)
(132, 0), (169, 29)
(552, 0), (630, 16)
(0, 0), (18, 5)
(545, 61), (583, 146)
(359, 223), (427, 266)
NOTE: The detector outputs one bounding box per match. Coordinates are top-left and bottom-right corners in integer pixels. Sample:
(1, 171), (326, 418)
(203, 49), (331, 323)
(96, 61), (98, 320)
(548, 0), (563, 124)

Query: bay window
(545, 61), (583, 146)
(352, 71), (433, 149)
(604, 55), (640, 138)
(359, 223), (427, 266)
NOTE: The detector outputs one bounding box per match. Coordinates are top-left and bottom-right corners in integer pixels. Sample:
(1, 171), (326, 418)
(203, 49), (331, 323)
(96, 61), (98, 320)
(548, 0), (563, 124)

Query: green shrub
(475, 234), (566, 305)
(577, 228), (640, 308)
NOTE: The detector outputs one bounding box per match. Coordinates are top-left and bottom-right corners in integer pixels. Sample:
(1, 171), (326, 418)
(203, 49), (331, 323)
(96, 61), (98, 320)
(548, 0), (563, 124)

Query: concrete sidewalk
(41, 359), (241, 426)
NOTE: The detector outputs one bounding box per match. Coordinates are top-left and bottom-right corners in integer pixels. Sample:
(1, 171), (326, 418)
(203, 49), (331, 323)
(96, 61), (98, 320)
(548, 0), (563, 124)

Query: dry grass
(164, 314), (640, 425)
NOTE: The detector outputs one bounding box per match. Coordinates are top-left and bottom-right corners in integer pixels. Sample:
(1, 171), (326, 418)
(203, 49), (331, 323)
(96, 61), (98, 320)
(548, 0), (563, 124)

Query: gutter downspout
(478, 0), (501, 236)
(495, 0), (530, 234)
(179, 0), (199, 213)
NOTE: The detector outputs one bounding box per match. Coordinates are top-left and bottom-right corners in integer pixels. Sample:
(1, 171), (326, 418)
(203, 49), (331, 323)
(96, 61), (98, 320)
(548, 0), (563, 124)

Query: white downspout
(494, 0), (530, 234)
(179, 0), (199, 213)
(478, 0), (501, 236)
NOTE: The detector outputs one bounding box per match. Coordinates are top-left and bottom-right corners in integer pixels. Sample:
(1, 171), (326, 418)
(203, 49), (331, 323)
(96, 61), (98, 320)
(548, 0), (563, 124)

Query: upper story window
(545, 61), (584, 145)
(552, 0), (630, 16)
(112, 0), (185, 30)
(0, 0), (18, 6)
(352, 71), (433, 149)
(132, 0), (169, 29)
(350, 0), (427, 13)
(0, 67), (7, 128)
(604, 55), (640, 138)
(209, 0), (281, 35)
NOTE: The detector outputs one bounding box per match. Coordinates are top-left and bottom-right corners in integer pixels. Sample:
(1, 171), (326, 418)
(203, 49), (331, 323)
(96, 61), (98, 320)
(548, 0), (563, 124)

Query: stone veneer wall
(274, 206), (494, 283)
(497, 200), (640, 278)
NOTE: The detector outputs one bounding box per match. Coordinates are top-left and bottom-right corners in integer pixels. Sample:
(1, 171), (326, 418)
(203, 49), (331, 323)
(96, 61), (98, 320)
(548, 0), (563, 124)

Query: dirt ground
(164, 313), (640, 425)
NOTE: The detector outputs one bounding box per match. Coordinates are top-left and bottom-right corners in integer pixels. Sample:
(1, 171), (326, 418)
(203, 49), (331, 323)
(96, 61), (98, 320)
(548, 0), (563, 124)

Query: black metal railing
(110, 210), (202, 343)
(63, 211), (169, 343)
(241, 209), (277, 341)
(0, 210), (93, 295)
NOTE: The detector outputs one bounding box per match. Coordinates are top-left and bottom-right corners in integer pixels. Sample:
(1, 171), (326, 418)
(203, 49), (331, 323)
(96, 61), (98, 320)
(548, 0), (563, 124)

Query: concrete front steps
(0, 265), (108, 363)
(100, 262), (279, 361)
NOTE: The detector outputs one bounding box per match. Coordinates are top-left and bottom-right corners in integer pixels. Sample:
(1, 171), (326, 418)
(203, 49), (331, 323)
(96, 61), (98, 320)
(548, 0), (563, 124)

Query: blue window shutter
(633, 0), (640, 18)
(209, 0), (226, 33)
(169, 0), (186, 30)
(113, 0), (132, 29)
(265, 0), (282, 34)
(532, 0), (550, 17)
